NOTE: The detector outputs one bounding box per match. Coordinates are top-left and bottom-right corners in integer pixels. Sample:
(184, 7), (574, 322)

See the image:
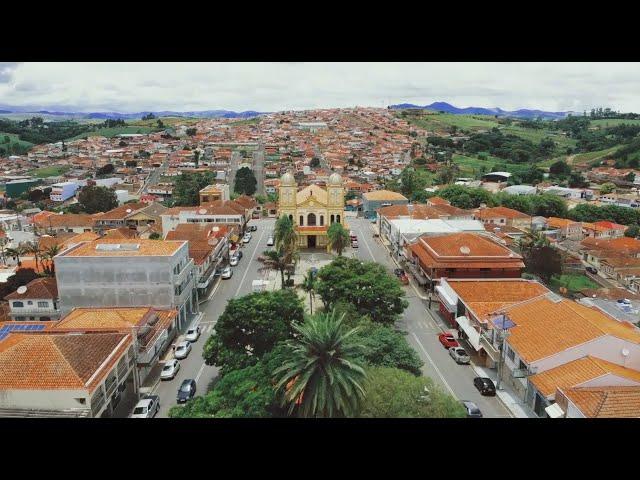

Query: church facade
(277, 172), (346, 249)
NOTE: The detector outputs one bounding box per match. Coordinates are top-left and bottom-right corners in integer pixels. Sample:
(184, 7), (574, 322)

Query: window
(320, 215), (324, 226)
(27, 301), (33, 305)
(519, 360), (527, 371)
(37, 301), (48, 308)
(299, 216), (304, 226)
(507, 347), (515, 361)
(336, 214), (341, 224)
(330, 214), (335, 224)
(12, 301), (23, 308)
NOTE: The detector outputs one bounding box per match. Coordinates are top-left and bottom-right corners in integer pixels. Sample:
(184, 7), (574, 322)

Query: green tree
(234, 166), (257, 195)
(358, 367), (466, 418)
(169, 346), (288, 418)
(310, 157), (320, 168)
(97, 163), (115, 176)
(202, 290), (304, 374)
(299, 270), (317, 315)
(316, 256), (408, 325)
(78, 185), (118, 214)
(438, 184), (494, 209)
(149, 232), (161, 240)
(274, 215), (298, 262)
(327, 222), (350, 256)
(273, 310), (367, 418)
(523, 244), (562, 284)
(625, 224), (640, 238)
(599, 182), (616, 195)
(186, 127), (197, 136)
(549, 160), (572, 176)
(352, 320), (423, 376)
(259, 248), (291, 289)
(173, 171), (216, 206)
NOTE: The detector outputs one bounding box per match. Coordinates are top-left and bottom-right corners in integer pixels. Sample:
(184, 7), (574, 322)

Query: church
(277, 171), (346, 250)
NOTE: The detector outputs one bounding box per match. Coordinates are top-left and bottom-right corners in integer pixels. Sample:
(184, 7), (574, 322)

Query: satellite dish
(622, 348), (630, 357)
(198, 208), (207, 215)
(16, 286), (27, 295)
(459, 246), (470, 255)
(125, 209), (132, 214)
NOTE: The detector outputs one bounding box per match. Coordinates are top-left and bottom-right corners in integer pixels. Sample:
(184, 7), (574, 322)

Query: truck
(252, 279), (270, 292)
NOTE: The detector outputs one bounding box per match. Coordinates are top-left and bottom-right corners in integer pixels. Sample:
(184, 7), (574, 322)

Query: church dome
(280, 171), (296, 185)
(328, 172), (343, 186)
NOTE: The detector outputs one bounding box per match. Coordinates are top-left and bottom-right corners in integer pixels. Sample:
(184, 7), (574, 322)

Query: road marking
(235, 226), (266, 297)
(357, 224), (376, 262)
(410, 331), (457, 398)
(194, 362), (207, 383)
(205, 277), (223, 301)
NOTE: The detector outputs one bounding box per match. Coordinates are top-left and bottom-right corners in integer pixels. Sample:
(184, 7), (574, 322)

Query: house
(52, 306), (178, 384)
(580, 237), (640, 270)
(502, 185), (537, 196)
(582, 220), (627, 239)
(547, 217), (583, 241)
(49, 182), (79, 202)
(473, 206), (532, 230)
(362, 190), (408, 219)
(0, 326), (135, 418)
(4, 277), (60, 321)
(33, 213), (96, 234)
(403, 232), (525, 291)
(199, 184), (229, 205)
(554, 385), (640, 418)
(161, 201), (249, 237)
(93, 202), (167, 234)
(54, 238), (197, 330)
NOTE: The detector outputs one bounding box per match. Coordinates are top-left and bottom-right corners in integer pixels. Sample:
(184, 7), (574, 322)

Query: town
(1, 102), (640, 419)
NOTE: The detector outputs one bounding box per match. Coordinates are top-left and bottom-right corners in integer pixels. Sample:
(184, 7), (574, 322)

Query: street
(152, 216), (511, 418)
(153, 218), (276, 417)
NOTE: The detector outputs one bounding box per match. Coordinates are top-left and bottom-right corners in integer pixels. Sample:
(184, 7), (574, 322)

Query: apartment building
(54, 239), (197, 330)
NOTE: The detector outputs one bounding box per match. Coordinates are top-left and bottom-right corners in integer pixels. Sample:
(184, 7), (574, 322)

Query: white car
(130, 395), (160, 418)
(449, 347), (471, 365)
(229, 255), (239, 266)
(221, 266), (233, 279)
(267, 236), (274, 246)
(185, 326), (201, 343)
(242, 235), (251, 244)
(160, 359), (180, 380)
(174, 341), (192, 360)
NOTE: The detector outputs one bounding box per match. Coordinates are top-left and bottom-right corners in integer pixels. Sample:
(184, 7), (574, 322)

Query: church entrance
(308, 235), (317, 248)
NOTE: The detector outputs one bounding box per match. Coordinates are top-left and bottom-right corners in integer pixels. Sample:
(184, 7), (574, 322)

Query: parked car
(351, 240), (359, 248)
(249, 225), (258, 232)
(449, 347), (470, 364)
(473, 377), (496, 396)
(185, 326), (200, 343)
(586, 266), (598, 275)
(229, 255), (239, 266)
(242, 235), (251, 244)
(393, 268), (406, 278)
(160, 359), (180, 380)
(461, 400), (483, 418)
(221, 266), (233, 279)
(235, 250), (243, 260)
(131, 395), (160, 418)
(267, 236), (274, 246)
(174, 341), (192, 360)
(177, 379), (197, 403)
(438, 332), (460, 349)
(398, 273), (409, 285)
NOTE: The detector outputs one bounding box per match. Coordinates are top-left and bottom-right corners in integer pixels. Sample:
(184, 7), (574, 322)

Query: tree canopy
(234, 166), (257, 196)
(316, 256), (408, 325)
(172, 171), (217, 206)
(78, 185), (118, 214)
(202, 290), (305, 374)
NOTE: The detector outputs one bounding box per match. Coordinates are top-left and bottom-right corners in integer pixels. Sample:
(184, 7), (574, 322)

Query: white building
(50, 182), (79, 202)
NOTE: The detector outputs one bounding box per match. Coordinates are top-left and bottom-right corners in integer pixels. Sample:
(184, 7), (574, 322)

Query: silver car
(449, 346), (470, 364)
(130, 395), (160, 418)
(160, 359), (180, 380)
(174, 341), (192, 360)
(185, 326), (200, 343)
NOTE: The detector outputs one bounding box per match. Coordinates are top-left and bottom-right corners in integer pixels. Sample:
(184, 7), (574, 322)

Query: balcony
(173, 258), (194, 286)
(480, 333), (502, 363)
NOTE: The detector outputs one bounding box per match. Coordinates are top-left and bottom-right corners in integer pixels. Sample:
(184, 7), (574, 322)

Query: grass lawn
(130, 117), (201, 127)
(0, 132), (35, 153)
(452, 154), (533, 177)
(591, 119), (640, 128)
(550, 274), (599, 293)
(65, 125), (156, 141)
(228, 117), (260, 126)
(501, 125), (577, 151)
(27, 165), (71, 178)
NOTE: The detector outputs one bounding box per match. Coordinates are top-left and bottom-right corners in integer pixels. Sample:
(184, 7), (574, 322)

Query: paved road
(347, 217), (512, 418)
(153, 218), (276, 417)
(152, 216), (510, 418)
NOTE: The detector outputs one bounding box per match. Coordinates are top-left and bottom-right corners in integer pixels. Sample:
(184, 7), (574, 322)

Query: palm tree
(273, 310), (367, 418)
(258, 248), (290, 289)
(327, 222), (350, 256)
(516, 230), (550, 257)
(5, 245), (24, 266)
(24, 241), (42, 272)
(42, 245), (61, 276)
(275, 215), (298, 257)
(299, 270), (317, 315)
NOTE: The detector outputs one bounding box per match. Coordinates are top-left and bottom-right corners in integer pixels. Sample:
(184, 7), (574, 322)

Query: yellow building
(277, 172), (346, 249)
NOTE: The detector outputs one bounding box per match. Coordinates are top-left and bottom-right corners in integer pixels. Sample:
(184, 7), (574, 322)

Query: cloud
(0, 62), (639, 113)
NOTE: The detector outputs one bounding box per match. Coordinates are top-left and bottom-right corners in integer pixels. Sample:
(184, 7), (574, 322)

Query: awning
(545, 403), (565, 418)
(435, 285), (457, 311)
(455, 315), (482, 351)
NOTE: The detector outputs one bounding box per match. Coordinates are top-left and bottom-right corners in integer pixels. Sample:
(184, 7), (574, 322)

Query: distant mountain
(0, 105), (267, 120)
(389, 101), (574, 119)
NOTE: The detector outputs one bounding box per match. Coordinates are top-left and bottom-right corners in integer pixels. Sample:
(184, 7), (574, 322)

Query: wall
(0, 388), (89, 412)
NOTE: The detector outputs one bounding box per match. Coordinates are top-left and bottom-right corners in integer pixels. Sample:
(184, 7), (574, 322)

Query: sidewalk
(470, 364), (537, 418)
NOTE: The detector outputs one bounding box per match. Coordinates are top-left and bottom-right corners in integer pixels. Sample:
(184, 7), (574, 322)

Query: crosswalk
(198, 323), (216, 334)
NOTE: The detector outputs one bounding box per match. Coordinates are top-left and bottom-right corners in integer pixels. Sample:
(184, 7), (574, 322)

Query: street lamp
(491, 312), (515, 391)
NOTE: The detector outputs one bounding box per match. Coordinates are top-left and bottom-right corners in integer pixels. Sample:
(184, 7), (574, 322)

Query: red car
(438, 332), (459, 349)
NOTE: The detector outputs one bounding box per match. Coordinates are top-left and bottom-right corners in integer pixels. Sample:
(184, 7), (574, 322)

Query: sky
(0, 62), (638, 113)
